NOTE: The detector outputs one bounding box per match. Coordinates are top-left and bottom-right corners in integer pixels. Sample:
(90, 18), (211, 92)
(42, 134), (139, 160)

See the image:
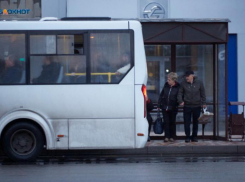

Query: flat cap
(184, 70), (194, 76)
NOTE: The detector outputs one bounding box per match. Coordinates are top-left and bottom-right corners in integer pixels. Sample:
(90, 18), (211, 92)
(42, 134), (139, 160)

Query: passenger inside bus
(66, 56), (86, 83)
(96, 62), (111, 83)
(7, 35), (25, 62)
(0, 55), (22, 84)
(32, 56), (61, 84)
(115, 52), (131, 76)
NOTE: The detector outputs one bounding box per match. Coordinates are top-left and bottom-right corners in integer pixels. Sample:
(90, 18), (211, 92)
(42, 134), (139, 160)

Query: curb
(1, 145), (245, 157)
(39, 145), (245, 156)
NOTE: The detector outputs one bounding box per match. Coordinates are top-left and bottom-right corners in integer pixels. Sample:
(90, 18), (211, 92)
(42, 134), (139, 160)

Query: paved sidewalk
(38, 139), (245, 157)
(143, 139), (245, 155)
(147, 139), (245, 147)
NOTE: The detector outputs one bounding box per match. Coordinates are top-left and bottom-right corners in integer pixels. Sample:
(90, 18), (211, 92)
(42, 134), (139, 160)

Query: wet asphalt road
(1, 155), (245, 182)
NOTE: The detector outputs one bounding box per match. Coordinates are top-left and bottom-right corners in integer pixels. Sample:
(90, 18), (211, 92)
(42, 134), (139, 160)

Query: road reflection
(1, 155), (245, 165)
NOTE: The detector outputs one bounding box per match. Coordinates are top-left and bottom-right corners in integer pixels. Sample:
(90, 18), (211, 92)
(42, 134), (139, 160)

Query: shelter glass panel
(216, 44), (226, 137)
(145, 45), (171, 103)
(176, 45), (214, 136)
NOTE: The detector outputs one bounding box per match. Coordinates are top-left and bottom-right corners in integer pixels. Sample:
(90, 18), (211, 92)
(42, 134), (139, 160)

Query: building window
(145, 45), (171, 103)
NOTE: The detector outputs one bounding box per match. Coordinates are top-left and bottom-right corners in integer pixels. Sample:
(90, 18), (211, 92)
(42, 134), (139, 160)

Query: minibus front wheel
(2, 121), (45, 162)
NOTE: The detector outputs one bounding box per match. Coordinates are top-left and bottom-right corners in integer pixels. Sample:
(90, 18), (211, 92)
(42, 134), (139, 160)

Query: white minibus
(0, 17), (148, 161)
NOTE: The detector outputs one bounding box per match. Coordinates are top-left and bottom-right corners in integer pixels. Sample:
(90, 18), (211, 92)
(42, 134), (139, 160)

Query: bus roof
(0, 20), (139, 30)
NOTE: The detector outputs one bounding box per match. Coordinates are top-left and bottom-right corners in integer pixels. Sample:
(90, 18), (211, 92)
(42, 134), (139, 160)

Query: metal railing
(65, 72), (116, 83)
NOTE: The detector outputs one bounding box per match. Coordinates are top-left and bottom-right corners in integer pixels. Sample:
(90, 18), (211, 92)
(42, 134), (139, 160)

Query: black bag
(153, 111), (164, 134)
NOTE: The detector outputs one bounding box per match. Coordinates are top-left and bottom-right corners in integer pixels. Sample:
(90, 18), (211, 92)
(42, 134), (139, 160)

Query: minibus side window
(30, 55), (86, 84)
(57, 35), (84, 55)
(30, 34), (86, 84)
(0, 34), (26, 84)
(30, 35), (56, 54)
(90, 33), (131, 84)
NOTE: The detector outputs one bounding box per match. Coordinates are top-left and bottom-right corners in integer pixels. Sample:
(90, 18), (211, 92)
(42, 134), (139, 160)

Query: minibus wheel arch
(1, 119), (47, 161)
(0, 110), (55, 150)
(1, 119), (47, 145)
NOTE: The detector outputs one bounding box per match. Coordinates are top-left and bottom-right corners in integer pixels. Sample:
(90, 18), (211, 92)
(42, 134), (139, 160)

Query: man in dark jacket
(32, 56), (61, 84)
(177, 70), (206, 143)
(0, 56), (22, 84)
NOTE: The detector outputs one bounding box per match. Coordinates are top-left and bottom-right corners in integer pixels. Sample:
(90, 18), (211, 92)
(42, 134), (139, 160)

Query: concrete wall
(169, 0), (245, 111)
(42, 0), (66, 18)
(67, 0), (138, 18)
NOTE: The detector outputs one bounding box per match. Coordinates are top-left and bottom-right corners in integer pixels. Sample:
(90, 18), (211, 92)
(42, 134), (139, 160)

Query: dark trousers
(162, 110), (177, 138)
(184, 106), (201, 138)
(148, 120), (152, 136)
(147, 113), (153, 136)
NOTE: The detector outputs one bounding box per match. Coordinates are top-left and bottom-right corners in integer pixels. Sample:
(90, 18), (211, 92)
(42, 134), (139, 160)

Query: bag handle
(203, 107), (211, 115)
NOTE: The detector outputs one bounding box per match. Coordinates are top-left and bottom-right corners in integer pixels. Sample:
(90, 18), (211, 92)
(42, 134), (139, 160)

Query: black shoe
(185, 138), (190, 143)
(147, 136), (151, 142)
(191, 138), (198, 142)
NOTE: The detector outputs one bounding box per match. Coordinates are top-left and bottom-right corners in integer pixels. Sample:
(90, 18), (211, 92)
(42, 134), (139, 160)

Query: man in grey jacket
(177, 70), (206, 143)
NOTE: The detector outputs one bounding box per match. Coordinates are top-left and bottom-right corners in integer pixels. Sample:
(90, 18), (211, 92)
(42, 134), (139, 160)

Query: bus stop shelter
(141, 19), (230, 140)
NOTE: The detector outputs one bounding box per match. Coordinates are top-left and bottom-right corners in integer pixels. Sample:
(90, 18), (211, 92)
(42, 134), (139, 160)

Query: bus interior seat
(19, 70), (26, 83)
(57, 66), (64, 83)
(77, 75), (86, 83)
